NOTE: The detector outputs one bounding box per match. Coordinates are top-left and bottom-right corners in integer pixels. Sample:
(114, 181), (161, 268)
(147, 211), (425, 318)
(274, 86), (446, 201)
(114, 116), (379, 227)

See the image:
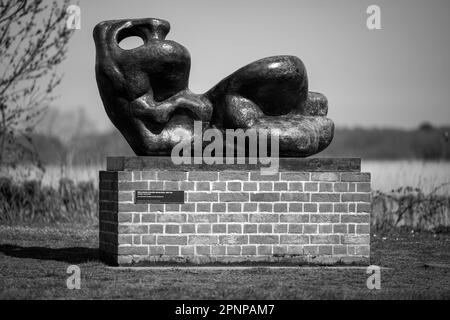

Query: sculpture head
(94, 18), (334, 157)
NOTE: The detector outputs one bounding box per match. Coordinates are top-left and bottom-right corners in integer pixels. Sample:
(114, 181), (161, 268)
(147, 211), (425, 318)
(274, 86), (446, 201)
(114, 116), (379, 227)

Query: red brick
(157, 213), (186, 223)
(219, 235), (248, 245)
(281, 193), (309, 202)
(118, 213), (133, 223)
(118, 224), (148, 234)
(188, 171), (218, 181)
(181, 203), (195, 212)
(227, 203), (242, 212)
(212, 224), (227, 233)
(356, 224), (370, 234)
(212, 203), (226, 212)
(244, 224), (258, 233)
(147, 246), (164, 255)
(303, 203), (317, 212)
(212, 182), (226, 191)
(257, 245), (272, 255)
(141, 213), (156, 223)
(311, 193), (340, 202)
(220, 192), (248, 202)
(157, 236), (187, 245)
(118, 246), (148, 255)
(142, 171), (157, 180)
(318, 245), (332, 255)
(158, 171), (187, 181)
(243, 203), (258, 212)
(310, 214), (339, 223)
(311, 235), (340, 244)
(340, 173), (370, 182)
(196, 203), (211, 212)
(188, 214), (218, 223)
(242, 245), (257, 255)
(334, 182), (348, 192)
(119, 203), (148, 212)
(118, 192), (133, 202)
(259, 182), (273, 191)
(142, 235), (156, 244)
(180, 181), (195, 191)
(288, 224), (303, 233)
(273, 245), (288, 255)
(341, 214), (370, 223)
(118, 181), (148, 191)
(181, 224), (195, 233)
(333, 224), (347, 233)
(274, 182), (288, 191)
(164, 181), (179, 190)
(188, 235), (219, 245)
(165, 246), (180, 255)
(117, 172), (132, 181)
(118, 235), (132, 245)
(280, 214), (309, 223)
(334, 203), (348, 213)
(311, 172), (339, 182)
(149, 224), (164, 233)
(342, 235), (370, 244)
(357, 203), (371, 213)
(304, 182), (318, 192)
(342, 193), (371, 202)
(181, 246), (195, 255)
(227, 224), (243, 233)
(188, 192), (218, 202)
(212, 246), (226, 255)
(275, 203), (289, 212)
(227, 246), (242, 255)
(319, 203), (333, 213)
(250, 192), (279, 202)
(219, 171), (249, 181)
(259, 203), (272, 212)
(243, 182), (257, 191)
(333, 245), (347, 255)
(258, 224), (273, 233)
(319, 224), (332, 233)
(196, 246), (211, 255)
(303, 224), (318, 234)
(288, 182), (302, 191)
(280, 172), (309, 181)
(250, 172), (280, 181)
(195, 182), (210, 191)
(197, 224), (212, 233)
(218, 213), (247, 223)
(165, 224), (180, 234)
(249, 214), (279, 223)
(249, 235), (279, 244)
(281, 235), (309, 244)
(227, 182), (242, 191)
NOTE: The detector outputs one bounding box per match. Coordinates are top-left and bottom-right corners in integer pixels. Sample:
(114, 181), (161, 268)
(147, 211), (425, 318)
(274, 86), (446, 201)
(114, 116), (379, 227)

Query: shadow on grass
(0, 244), (99, 263)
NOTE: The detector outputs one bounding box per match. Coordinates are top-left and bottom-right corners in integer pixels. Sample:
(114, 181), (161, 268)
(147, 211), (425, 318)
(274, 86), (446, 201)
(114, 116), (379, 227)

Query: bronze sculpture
(94, 18), (334, 157)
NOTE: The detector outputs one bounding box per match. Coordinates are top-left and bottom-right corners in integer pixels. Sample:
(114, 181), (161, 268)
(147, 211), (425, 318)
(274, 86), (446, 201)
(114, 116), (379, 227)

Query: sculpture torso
(94, 18), (334, 157)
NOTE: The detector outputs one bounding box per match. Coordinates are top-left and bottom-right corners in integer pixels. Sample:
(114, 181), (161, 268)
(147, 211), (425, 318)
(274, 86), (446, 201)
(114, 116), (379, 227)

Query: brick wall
(99, 164), (371, 265)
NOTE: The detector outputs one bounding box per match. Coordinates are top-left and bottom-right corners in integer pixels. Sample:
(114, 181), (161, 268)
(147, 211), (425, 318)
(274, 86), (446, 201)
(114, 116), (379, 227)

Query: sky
(52, 0), (450, 132)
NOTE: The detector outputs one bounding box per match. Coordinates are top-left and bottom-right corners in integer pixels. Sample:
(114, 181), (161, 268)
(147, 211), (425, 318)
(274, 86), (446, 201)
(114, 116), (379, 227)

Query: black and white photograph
(0, 0), (449, 307)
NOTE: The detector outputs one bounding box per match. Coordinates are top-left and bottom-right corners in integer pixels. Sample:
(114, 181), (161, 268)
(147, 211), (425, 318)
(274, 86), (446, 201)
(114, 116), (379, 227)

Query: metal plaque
(135, 190), (184, 204)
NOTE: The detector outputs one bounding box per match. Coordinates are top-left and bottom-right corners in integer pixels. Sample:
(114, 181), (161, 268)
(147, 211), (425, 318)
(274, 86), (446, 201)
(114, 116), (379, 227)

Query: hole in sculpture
(118, 36), (144, 50)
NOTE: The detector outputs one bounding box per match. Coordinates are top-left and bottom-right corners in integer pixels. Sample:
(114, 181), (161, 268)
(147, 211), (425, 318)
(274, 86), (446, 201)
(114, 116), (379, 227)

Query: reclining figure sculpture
(94, 18), (334, 157)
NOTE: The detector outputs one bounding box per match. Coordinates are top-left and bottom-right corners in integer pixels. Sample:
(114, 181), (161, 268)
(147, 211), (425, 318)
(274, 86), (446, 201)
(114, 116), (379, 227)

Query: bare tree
(0, 0), (73, 168)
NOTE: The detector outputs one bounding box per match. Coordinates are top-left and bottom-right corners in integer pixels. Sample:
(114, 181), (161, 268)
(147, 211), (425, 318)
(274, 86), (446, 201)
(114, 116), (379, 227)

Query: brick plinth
(99, 157), (370, 266)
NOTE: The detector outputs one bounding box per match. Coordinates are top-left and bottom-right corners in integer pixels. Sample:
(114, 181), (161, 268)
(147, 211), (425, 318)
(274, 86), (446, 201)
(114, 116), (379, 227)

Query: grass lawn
(0, 225), (449, 299)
